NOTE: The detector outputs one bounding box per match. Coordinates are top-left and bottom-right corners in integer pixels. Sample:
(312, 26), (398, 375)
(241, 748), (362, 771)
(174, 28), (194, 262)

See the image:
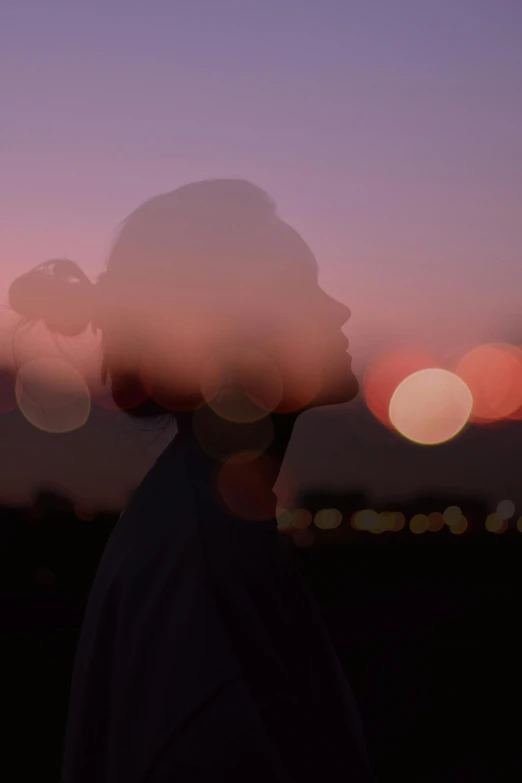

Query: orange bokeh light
(216, 451), (297, 521)
(428, 512), (444, 532)
(455, 343), (522, 423)
(362, 347), (440, 428)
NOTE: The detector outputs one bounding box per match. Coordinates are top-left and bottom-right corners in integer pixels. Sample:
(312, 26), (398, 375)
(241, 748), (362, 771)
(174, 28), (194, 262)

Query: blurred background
(2, 2), (522, 781)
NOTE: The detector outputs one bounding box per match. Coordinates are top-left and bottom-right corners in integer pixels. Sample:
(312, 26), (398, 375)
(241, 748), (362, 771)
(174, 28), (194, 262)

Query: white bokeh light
(389, 368), (473, 445)
(496, 500), (515, 521)
(16, 357), (91, 434)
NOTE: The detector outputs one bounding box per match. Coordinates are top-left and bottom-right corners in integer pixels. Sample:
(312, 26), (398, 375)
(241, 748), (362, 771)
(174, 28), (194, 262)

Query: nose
(322, 290), (351, 327)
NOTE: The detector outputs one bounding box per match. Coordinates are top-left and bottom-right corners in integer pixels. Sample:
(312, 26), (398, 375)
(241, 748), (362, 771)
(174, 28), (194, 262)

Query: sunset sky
(2, 1), (522, 378)
(2, 2), (522, 508)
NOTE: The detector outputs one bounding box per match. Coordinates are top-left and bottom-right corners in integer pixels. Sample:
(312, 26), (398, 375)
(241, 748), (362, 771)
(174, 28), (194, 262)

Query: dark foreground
(2, 500), (521, 782)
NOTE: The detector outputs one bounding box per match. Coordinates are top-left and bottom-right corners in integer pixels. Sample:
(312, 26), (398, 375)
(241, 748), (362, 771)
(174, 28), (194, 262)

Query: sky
(2, 0), (522, 377)
(1, 1), (522, 508)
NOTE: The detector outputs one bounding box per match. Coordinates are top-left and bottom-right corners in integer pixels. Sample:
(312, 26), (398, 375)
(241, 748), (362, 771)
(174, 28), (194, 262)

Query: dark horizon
(2, 383), (522, 514)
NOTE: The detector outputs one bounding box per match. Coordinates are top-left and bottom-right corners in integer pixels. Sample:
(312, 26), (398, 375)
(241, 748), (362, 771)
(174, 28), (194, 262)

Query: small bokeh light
(352, 509), (381, 533)
(292, 508), (313, 530)
(379, 512), (395, 532)
(485, 513), (507, 534)
(391, 512), (406, 532)
(428, 512), (444, 532)
(314, 508), (342, 530)
(455, 343), (522, 423)
(409, 514), (429, 534)
(496, 500), (515, 520)
(276, 506), (294, 531)
(443, 506), (463, 527)
(16, 357), (91, 434)
(449, 516), (468, 535)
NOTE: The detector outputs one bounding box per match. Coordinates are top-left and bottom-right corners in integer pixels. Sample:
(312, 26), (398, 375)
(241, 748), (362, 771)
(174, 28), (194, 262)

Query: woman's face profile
(100, 180), (358, 416)
(117, 261), (358, 417)
(251, 269), (357, 412)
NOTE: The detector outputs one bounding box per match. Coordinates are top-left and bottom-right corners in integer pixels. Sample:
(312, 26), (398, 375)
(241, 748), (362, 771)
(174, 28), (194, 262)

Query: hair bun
(9, 258), (95, 336)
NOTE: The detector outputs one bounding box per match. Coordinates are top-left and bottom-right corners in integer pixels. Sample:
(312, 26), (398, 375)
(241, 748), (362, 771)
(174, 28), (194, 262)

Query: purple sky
(1, 2), (522, 508)
(2, 1), (522, 378)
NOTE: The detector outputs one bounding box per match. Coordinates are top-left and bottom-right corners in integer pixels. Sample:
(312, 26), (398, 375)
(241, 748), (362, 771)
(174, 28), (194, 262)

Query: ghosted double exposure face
(95, 179), (358, 416)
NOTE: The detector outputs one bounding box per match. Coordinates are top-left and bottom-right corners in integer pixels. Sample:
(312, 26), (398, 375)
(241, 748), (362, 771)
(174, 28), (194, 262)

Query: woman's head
(9, 179), (357, 418)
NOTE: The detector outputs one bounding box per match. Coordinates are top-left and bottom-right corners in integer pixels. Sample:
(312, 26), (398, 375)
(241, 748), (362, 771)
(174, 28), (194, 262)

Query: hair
(9, 179), (317, 420)
(9, 257), (96, 337)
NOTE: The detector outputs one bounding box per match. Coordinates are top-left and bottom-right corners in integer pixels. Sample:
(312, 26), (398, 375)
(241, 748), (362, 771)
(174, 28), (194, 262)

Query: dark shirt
(61, 434), (373, 782)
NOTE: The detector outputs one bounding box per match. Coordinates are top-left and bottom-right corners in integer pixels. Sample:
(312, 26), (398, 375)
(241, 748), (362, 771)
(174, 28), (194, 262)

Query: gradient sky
(1, 2), (522, 508)
(2, 0), (522, 378)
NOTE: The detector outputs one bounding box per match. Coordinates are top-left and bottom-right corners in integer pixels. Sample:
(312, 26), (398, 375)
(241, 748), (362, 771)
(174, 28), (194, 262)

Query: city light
(389, 369), (472, 445)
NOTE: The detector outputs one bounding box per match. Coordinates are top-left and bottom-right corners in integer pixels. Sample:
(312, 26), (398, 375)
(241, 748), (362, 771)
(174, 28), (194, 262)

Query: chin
(311, 366), (359, 409)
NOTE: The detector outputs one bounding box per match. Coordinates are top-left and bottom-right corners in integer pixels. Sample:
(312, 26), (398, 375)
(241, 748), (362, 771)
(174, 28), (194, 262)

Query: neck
(174, 407), (300, 517)
(176, 407), (298, 474)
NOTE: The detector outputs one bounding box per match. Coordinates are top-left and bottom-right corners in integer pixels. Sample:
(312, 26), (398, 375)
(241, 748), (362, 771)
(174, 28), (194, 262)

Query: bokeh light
(391, 512), (406, 532)
(314, 508), (343, 530)
(276, 507), (313, 532)
(485, 513), (507, 534)
(428, 512), (444, 532)
(276, 506), (294, 531)
(217, 451), (296, 521)
(496, 499), (515, 520)
(201, 348), (283, 423)
(455, 343), (522, 423)
(410, 514), (429, 534)
(516, 517), (522, 533)
(16, 357), (91, 433)
(443, 506), (463, 527)
(292, 508), (313, 530)
(362, 347), (440, 428)
(379, 511), (395, 531)
(352, 508), (381, 533)
(353, 508), (379, 530)
(449, 516), (468, 535)
(292, 528), (314, 547)
(389, 369), (473, 445)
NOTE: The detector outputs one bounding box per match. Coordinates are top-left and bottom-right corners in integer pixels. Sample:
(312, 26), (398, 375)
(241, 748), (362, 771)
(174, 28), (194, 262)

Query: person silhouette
(10, 179), (373, 782)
